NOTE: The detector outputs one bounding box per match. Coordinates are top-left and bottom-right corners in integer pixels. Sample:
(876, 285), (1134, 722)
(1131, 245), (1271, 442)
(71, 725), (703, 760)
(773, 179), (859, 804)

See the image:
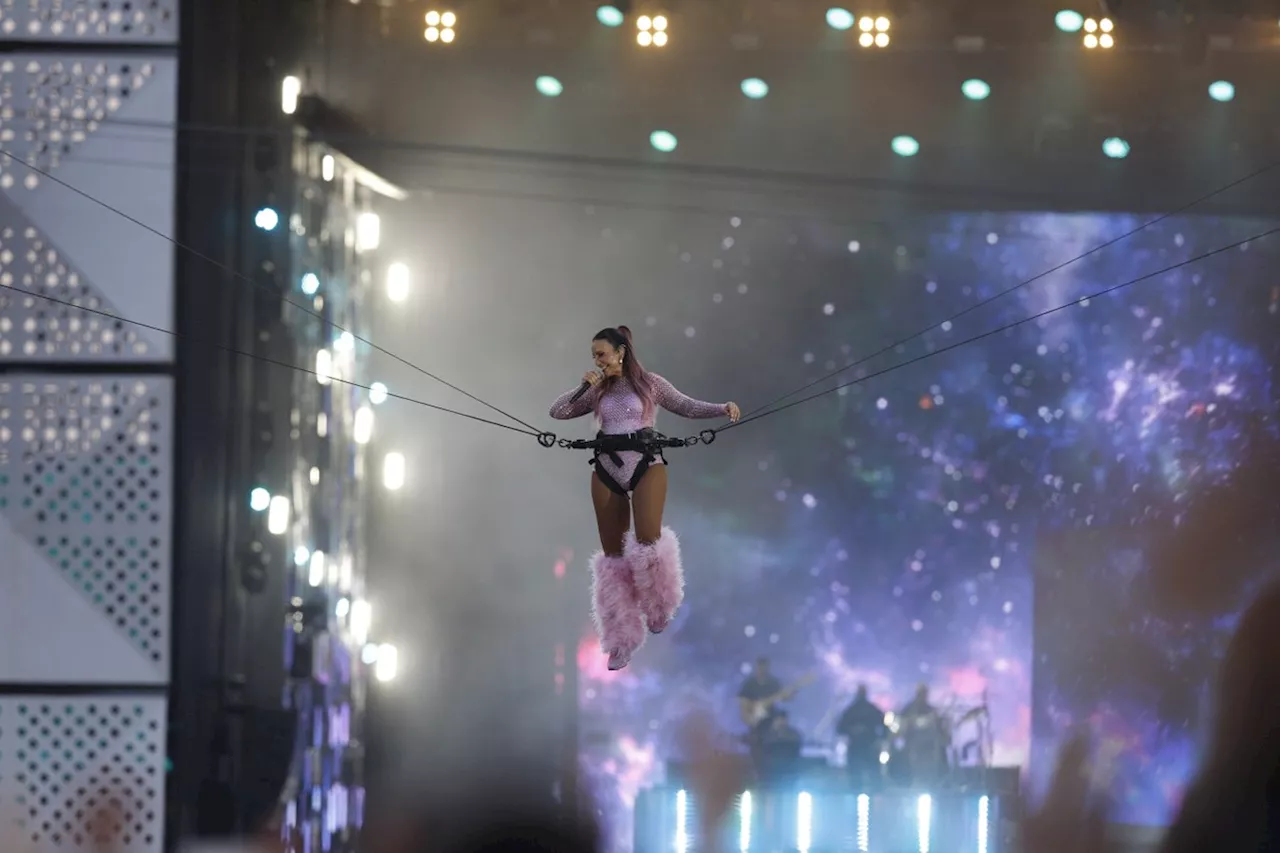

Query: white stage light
(267, 495), (290, 535)
(354, 406), (374, 445)
(383, 451), (406, 491)
(386, 261), (411, 302)
(356, 211), (381, 251)
(281, 76), (301, 114)
(375, 643), (399, 681)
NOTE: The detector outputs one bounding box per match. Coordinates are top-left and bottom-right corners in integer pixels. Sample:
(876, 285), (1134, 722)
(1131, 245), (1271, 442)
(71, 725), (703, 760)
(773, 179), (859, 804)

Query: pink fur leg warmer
(589, 551), (646, 670)
(627, 527), (684, 635)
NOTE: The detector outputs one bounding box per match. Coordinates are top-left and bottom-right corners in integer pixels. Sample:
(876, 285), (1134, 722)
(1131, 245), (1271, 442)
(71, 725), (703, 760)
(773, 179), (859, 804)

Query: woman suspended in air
(550, 326), (740, 671)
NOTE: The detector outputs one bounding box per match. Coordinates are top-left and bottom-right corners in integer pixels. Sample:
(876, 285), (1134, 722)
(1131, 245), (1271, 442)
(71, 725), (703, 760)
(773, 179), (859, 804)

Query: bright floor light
(249, 487), (270, 512)
(738, 792), (752, 852)
(281, 75), (301, 114)
(1055, 9), (1084, 31)
(674, 789), (688, 853)
(301, 272), (319, 295)
(797, 792), (813, 853)
(1208, 80), (1235, 102)
(315, 348), (333, 385)
(354, 405), (374, 445)
(293, 546), (310, 566)
(891, 135), (920, 157)
(383, 451), (406, 491)
(267, 495), (290, 535)
(386, 261), (411, 303)
(740, 78), (769, 99)
(356, 211), (381, 252)
(351, 599), (372, 644)
(596, 5), (624, 26)
(1102, 136), (1130, 158)
(826, 7), (855, 30)
(369, 382), (389, 405)
(856, 793), (870, 851)
(917, 794), (933, 853)
(374, 643), (399, 682)
(321, 154), (335, 181)
(650, 130), (678, 152)
(536, 75), (563, 97)
(254, 208), (279, 231)
(962, 79), (991, 100)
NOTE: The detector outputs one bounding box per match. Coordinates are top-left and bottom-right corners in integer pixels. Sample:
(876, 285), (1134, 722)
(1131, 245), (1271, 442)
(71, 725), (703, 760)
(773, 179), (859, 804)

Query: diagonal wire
(717, 227), (1280, 434)
(4, 283), (541, 437)
(737, 159), (1280, 422)
(0, 148), (543, 435)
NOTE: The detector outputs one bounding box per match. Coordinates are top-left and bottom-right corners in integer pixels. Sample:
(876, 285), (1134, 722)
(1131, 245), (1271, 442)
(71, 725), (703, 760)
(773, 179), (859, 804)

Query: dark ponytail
(592, 326), (655, 419)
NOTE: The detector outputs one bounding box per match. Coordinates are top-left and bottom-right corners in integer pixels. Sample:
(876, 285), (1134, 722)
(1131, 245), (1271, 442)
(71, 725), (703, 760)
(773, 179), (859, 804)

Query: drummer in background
(897, 684), (948, 785)
(835, 684), (889, 788)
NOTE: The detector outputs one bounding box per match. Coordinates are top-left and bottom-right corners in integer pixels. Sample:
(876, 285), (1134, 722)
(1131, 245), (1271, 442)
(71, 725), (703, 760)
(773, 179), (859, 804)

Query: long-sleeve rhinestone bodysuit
(550, 374), (726, 490)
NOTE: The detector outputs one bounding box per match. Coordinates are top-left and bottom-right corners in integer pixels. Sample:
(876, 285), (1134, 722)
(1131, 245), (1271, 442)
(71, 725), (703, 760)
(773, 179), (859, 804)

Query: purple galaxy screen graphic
(564, 209), (1278, 850)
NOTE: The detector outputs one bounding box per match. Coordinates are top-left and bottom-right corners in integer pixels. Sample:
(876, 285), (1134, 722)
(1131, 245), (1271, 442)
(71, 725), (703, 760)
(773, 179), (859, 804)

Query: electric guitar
(740, 672), (817, 727)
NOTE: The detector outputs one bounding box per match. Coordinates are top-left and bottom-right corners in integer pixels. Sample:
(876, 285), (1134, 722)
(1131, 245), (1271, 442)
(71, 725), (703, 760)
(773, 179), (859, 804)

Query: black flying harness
(538, 428), (717, 496)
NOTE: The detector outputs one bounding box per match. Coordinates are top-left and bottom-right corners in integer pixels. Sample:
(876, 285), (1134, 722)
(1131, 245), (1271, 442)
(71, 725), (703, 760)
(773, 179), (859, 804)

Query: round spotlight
(1099, 33), (1113, 47)
(441, 10), (456, 26)
(637, 30), (652, 45)
(637, 14), (652, 29)
(249, 488), (271, 512)
(1055, 9), (1084, 31)
(740, 77), (769, 99)
(874, 32), (889, 46)
(300, 272), (319, 295)
(536, 75), (564, 97)
(650, 130), (678, 152)
(874, 16), (890, 31)
(596, 5), (624, 26)
(254, 208), (279, 231)
(1083, 33), (1098, 48)
(961, 79), (991, 100)
(858, 15), (874, 31)
(1102, 137), (1130, 159)
(441, 27), (455, 42)
(426, 10), (440, 25)
(652, 14), (667, 30)
(891, 135), (920, 157)
(1208, 80), (1235, 102)
(425, 26), (439, 41)
(369, 382), (389, 405)
(826, 7), (855, 29)
(653, 30), (668, 45)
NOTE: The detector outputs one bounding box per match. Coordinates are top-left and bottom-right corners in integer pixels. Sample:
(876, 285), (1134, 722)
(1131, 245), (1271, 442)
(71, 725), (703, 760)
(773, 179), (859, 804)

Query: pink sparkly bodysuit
(550, 374), (726, 492)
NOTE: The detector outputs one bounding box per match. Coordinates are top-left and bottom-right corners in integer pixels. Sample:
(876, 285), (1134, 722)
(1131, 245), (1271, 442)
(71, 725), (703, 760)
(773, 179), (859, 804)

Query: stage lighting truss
(857, 15), (891, 48)
(425, 9), (456, 43)
(1082, 16), (1114, 49)
(636, 13), (668, 47)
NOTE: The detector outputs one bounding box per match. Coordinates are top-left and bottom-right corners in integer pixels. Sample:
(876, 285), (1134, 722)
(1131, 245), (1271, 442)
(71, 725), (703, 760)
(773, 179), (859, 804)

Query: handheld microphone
(569, 371), (602, 403)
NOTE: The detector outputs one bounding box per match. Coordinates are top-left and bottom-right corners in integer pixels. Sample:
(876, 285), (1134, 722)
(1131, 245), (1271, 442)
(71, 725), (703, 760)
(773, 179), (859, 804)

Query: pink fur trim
(589, 551), (646, 669)
(627, 528), (684, 634)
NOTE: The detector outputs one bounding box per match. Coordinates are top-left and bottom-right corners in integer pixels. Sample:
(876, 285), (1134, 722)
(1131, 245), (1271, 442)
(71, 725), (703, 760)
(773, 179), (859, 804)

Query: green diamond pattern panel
(0, 375), (171, 680)
(0, 0), (177, 44)
(0, 697), (166, 853)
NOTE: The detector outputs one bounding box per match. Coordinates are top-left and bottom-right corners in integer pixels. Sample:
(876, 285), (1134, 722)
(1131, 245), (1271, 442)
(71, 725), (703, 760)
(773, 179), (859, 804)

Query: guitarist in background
(737, 657), (785, 730)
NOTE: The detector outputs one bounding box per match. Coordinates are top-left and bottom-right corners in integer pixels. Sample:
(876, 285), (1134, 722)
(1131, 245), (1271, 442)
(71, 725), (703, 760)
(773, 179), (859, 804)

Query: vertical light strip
(797, 792), (813, 853)
(738, 791), (752, 851)
(856, 793), (870, 852)
(917, 794), (932, 853)
(674, 789), (689, 853)
(977, 795), (990, 853)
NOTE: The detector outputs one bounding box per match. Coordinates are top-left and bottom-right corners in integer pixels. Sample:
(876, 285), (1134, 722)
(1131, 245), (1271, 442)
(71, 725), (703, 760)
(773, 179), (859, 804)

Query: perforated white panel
(0, 695), (166, 853)
(0, 0), (178, 44)
(0, 54), (176, 363)
(0, 374), (172, 684)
